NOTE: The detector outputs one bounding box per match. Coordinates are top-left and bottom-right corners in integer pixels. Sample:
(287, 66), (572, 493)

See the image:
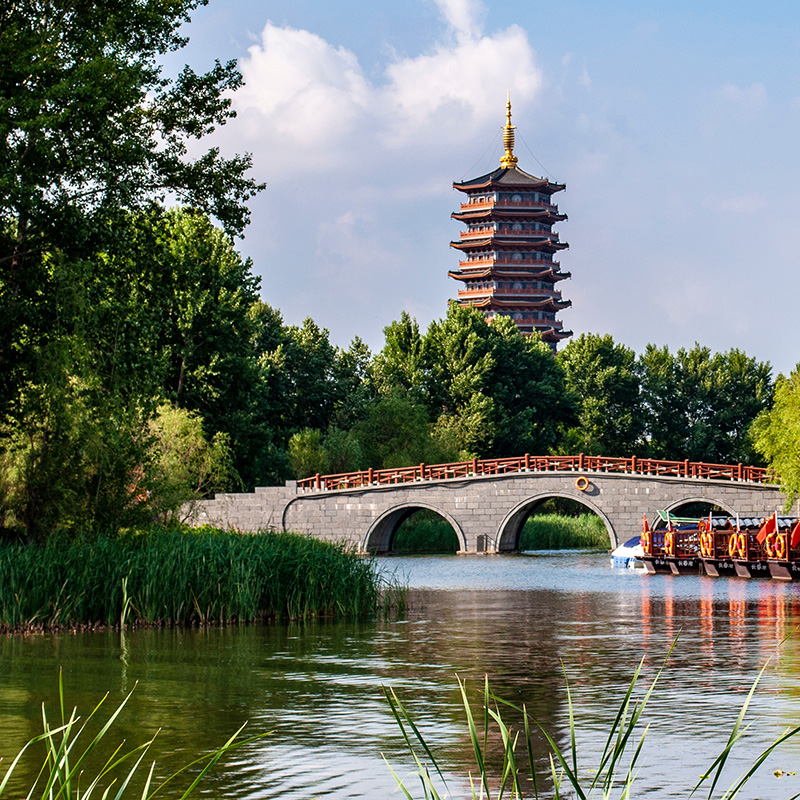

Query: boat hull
(702, 559), (737, 577)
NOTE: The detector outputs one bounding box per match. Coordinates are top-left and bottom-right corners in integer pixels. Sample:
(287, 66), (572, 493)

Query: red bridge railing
(296, 454), (776, 492)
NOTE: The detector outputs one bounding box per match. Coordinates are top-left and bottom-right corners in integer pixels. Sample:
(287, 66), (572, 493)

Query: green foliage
(0, 673), (254, 799)
(372, 311), (427, 402)
(354, 394), (458, 469)
(392, 511), (460, 553)
(386, 644), (799, 800)
(0, 527), (388, 630)
(519, 513), (608, 550)
(557, 333), (643, 456)
(287, 428), (327, 480)
(752, 366), (800, 509)
(640, 344), (772, 463)
(147, 403), (235, 523)
(424, 305), (573, 457)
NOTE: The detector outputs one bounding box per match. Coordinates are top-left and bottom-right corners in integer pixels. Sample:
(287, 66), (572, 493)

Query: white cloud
(235, 24), (370, 146)
(434, 0), (484, 41)
(229, 1), (542, 175)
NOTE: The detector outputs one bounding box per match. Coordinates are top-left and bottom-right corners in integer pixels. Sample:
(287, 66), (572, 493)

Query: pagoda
(449, 98), (572, 347)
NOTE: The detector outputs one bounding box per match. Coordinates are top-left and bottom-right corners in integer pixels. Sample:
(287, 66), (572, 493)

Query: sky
(166, 0), (800, 375)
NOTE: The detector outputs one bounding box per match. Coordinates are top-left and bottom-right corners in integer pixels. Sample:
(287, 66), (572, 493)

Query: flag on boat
(791, 519), (800, 549)
(756, 512), (777, 544)
(642, 513), (649, 533)
(735, 513), (740, 532)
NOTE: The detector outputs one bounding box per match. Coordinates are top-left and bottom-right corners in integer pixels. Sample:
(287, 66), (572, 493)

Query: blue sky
(170, 0), (800, 374)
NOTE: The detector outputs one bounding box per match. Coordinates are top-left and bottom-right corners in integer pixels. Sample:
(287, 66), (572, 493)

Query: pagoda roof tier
(461, 296), (572, 312)
(454, 165), (565, 194)
(448, 267), (571, 283)
(450, 236), (568, 253)
(539, 327), (574, 343)
(451, 207), (567, 224)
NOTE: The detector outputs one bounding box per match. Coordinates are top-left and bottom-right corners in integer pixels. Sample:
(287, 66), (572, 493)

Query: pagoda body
(449, 100), (572, 347)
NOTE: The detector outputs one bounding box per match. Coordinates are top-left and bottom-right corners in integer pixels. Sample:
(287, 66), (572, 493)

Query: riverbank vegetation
(0, 528), (393, 632)
(0, 0), (793, 547)
(520, 513), (608, 550)
(387, 650), (799, 800)
(391, 510), (608, 552)
(0, 674), (255, 799)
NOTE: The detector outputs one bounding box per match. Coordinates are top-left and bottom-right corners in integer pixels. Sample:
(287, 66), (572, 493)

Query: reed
(0, 527), (396, 631)
(0, 671), (256, 799)
(385, 640), (800, 800)
(393, 511), (461, 553)
(520, 513), (608, 550)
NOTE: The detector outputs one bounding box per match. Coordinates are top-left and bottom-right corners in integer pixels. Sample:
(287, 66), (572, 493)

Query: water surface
(2, 552), (800, 799)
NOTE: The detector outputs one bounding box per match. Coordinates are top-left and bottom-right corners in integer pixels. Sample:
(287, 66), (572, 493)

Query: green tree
(557, 333), (643, 456)
(752, 367), (800, 509)
(424, 305), (572, 457)
(287, 428), (327, 480)
(352, 394), (458, 469)
(640, 343), (772, 463)
(372, 312), (426, 402)
(146, 402), (235, 524)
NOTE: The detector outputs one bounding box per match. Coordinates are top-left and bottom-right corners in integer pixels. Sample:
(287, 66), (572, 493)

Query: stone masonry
(187, 471), (789, 553)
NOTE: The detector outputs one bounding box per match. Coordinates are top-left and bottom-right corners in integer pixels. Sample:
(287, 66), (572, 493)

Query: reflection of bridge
(189, 454), (787, 552)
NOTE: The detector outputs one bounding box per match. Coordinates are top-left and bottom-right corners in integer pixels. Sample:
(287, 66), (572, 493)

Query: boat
(640, 512), (800, 580)
(610, 536), (644, 569)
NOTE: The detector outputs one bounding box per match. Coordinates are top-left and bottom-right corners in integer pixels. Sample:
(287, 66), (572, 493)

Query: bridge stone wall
(187, 471), (790, 553)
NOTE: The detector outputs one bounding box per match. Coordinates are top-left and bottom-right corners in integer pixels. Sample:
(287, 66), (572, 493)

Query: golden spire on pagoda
(500, 92), (518, 169)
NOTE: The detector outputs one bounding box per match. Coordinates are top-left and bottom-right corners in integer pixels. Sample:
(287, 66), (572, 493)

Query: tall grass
(385, 640), (800, 800)
(393, 511), (460, 553)
(0, 672), (255, 799)
(0, 527), (395, 631)
(520, 513), (608, 550)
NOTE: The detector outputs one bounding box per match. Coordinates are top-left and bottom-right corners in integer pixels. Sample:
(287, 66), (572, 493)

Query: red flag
(642, 513), (650, 533)
(756, 512), (777, 545)
(791, 519), (800, 549)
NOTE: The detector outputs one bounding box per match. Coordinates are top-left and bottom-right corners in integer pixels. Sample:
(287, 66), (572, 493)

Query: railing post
(684, 459), (689, 478)
(315, 473), (320, 490)
(419, 462), (426, 480)
(631, 455), (637, 473)
(524, 453), (530, 471)
(738, 463), (743, 481)
(367, 467), (374, 485)
(578, 452), (584, 471)
(472, 457), (478, 476)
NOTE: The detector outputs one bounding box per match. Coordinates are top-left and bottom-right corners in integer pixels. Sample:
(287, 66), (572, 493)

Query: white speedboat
(611, 536), (644, 569)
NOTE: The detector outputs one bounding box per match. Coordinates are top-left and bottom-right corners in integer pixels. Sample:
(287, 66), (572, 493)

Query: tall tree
(557, 333), (643, 456)
(1, 0), (262, 417)
(640, 343), (772, 463)
(752, 366), (800, 508)
(424, 304), (572, 458)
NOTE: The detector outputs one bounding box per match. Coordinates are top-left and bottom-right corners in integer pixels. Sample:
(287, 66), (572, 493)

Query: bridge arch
(660, 495), (736, 522)
(363, 502), (467, 554)
(494, 492), (618, 552)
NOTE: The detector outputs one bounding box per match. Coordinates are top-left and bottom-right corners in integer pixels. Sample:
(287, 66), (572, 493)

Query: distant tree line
(2, 0), (796, 542)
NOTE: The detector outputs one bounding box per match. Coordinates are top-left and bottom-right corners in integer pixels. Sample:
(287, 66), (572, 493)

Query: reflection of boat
(610, 536), (644, 569)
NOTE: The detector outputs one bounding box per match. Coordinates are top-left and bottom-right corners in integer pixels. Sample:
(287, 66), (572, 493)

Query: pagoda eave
(451, 209), (567, 223)
(449, 267), (570, 283)
(450, 238), (568, 253)
(462, 296), (571, 312)
(453, 166), (565, 193)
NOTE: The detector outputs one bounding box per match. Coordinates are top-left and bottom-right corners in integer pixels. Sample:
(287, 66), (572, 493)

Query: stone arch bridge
(188, 454), (788, 553)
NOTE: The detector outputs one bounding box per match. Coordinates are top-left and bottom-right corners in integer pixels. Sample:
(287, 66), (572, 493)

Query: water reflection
(1, 552), (800, 799)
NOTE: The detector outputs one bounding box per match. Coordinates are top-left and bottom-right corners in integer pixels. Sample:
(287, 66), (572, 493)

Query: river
(2, 551), (800, 799)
